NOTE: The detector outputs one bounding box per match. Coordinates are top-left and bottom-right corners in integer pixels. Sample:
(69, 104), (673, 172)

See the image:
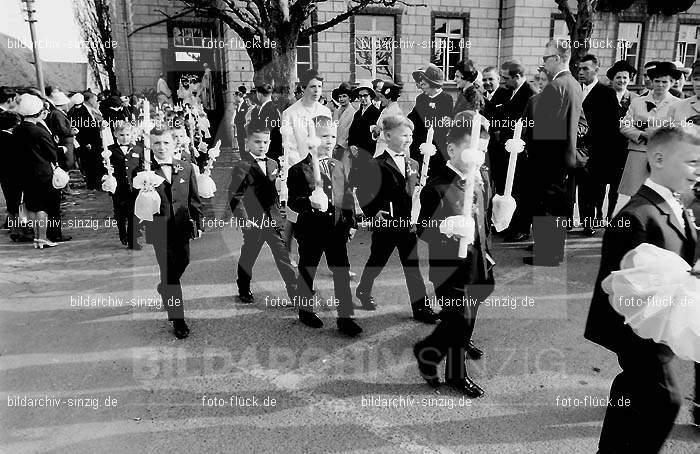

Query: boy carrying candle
(109, 123), (143, 250)
(228, 119), (298, 304)
(413, 111), (496, 397)
(141, 127), (204, 339)
(287, 116), (362, 336)
(584, 125), (700, 453)
(352, 114), (436, 323)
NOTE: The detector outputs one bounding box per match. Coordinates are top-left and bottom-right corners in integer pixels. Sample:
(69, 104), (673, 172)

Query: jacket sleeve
(188, 165), (204, 231)
(228, 163), (250, 221)
(620, 100), (643, 143)
(287, 164), (312, 216)
(563, 84), (581, 170)
(416, 180), (443, 244)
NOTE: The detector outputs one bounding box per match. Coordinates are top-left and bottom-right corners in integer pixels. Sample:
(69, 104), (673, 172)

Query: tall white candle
(458, 113), (481, 258)
(503, 119), (523, 197)
(142, 99), (151, 170)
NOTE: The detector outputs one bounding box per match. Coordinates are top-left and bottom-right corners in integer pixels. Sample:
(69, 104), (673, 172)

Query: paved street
(0, 154), (697, 453)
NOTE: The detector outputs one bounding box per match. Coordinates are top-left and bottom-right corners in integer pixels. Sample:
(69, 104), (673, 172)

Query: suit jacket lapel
(638, 185), (686, 239)
(380, 152), (404, 181)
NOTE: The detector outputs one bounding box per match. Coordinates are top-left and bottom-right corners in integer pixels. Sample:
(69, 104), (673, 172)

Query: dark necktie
(645, 101), (656, 112)
(158, 163), (172, 167)
(319, 158), (330, 177)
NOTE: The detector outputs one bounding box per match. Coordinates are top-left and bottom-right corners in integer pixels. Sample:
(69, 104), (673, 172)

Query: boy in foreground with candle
(109, 123), (144, 250)
(413, 111), (495, 397)
(142, 127), (204, 339)
(287, 116), (362, 336)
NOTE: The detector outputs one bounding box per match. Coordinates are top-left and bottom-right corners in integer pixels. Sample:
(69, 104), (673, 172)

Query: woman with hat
(331, 82), (356, 165)
(13, 94), (62, 248)
(347, 81), (381, 163)
(453, 59), (484, 115)
(408, 64), (453, 171)
(373, 80), (404, 157)
(605, 60), (639, 219)
(613, 61), (681, 215)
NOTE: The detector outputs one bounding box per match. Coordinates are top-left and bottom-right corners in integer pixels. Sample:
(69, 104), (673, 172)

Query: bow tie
(645, 101), (656, 112)
(157, 162), (172, 167)
(391, 152), (405, 158)
(255, 157), (266, 162)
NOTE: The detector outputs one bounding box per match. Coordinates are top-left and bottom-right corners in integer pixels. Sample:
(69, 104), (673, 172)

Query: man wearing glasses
(524, 40), (583, 267)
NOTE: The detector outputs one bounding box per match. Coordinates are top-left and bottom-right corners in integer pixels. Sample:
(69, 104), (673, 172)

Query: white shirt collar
(260, 99), (271, 108)
(428, 89), (443, 98)
(644, 178), (685, 226)
(583, 78), (598, 91)
(155, 158), (173, 165)
(446, 161), (467, 180)
(552, 69), (569, 80)
(387, 147), (406, 158)
(510, 82), (525, 100)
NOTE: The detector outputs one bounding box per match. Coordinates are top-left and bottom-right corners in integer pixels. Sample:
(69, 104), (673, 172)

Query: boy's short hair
(150, 126), (174, 139)
(312, 115), (334, 130)
(246, 118), (271, 136)
(380, 115), (413, 132)
(648, 125), (700, 152)
(114, 122), (133, 133)
(447, 111), (489, 145)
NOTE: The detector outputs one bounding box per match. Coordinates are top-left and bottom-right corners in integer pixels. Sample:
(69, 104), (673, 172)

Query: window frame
(431, 12), (470, 84)
(615, 21), (644, 85)
(350, 9), (402, 84)
(676, 23), (700, 69)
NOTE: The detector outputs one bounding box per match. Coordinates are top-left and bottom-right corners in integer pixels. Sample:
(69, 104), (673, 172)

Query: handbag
(51, 163), (69, 189)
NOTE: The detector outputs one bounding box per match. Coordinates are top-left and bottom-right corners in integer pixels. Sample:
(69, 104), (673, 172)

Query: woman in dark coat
(0, 111), (28, 241)
(13, 94), (61, 248)
(453, 59), (484, 115)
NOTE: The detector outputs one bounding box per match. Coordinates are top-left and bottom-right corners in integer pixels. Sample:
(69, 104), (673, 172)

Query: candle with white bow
(306, 118), (328, 212)
(132, 98), (165, 222)
(458, 113), (482, 258)
(99, 127), (117, 193)
(197, 140), (221, 198)
(410, 126), (436, 225)
(491, 119), (524, 232)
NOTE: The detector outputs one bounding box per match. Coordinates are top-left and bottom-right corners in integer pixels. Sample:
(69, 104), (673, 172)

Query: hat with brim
(49, 91), (71, 107)
(16, 94), (44, 116)
(352, 81), (376, 99)
(606, 60), (638, 80)
(647, 62), (682, 80)
(672, 61), (691, 76)
(377, 80), (402, 100)
(332, 82), (355, 102)
(70, 93), (84, 105)
(412, 64), (444, 87)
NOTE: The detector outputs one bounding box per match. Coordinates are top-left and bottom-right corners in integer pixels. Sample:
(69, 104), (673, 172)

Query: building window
(354, 15), (395, 81)
(552, 19), (568, 43)
(677, 25), (700, 69)
(432, 17), (466, 81)
(616, 22), (642, 83)
(173, 26), (214, 48)
(297, 17), (314, 76)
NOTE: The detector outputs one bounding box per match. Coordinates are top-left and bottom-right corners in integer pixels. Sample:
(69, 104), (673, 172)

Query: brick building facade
(110, 0), (700, 135)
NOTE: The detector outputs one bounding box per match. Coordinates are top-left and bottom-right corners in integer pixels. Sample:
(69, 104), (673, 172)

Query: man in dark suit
(109, 123), (143, 250)
(234, 86), (251, 161)
(248, 83), (283, 163)
(68, 93), (104, 189)
(525, 41), (583, 266)
(228, 120), (297, 304)
(414, 111), (495, 397)
(287, 116), (362, 337)
(352, 115), (436, 323)
(584, 126), (700, 453)
(578, 54), (621, 236)
(142, 127), (204, 339)
(348, 82), (380, 162)
(496, 60), (536, 242)
(481, 78), (512, 195)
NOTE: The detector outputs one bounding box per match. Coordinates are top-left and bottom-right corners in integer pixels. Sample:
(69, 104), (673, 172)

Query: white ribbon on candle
(458, 113), (483, 258)
(491, 119), (525, 232)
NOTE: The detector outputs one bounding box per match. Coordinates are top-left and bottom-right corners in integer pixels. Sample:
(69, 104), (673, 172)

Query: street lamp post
(21, 0), (45, 94)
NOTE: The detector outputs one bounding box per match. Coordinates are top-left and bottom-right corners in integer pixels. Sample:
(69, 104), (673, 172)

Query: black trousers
(294, 211), (354, 318)
(113, 191), (137, 246)
(356, 229), (427, 309)
(236, 226), (297, 297)
(509, 154), (533, 235)
(575, 167), (606, 228)
(598, 338), (681, 454)
(152, 237), (190, 321)
(532, 176), (571, 262)
(415, 281), (485, 381)
(81, 146), (105, 189)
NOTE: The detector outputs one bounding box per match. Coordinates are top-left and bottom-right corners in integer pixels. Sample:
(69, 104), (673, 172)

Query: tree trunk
(271, 44), (296, 99)
(568, 0), (593, 74)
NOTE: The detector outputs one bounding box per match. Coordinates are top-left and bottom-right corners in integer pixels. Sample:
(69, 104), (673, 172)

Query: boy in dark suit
(353, 114), (435, 323)
(228, 119), (298, 304)
(287, 116), (362, 336)
(584, 126), (700, 453)
(142, 127), (204, 339)
(109, 123), (143, 250)
(413, 111), (495, 397)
